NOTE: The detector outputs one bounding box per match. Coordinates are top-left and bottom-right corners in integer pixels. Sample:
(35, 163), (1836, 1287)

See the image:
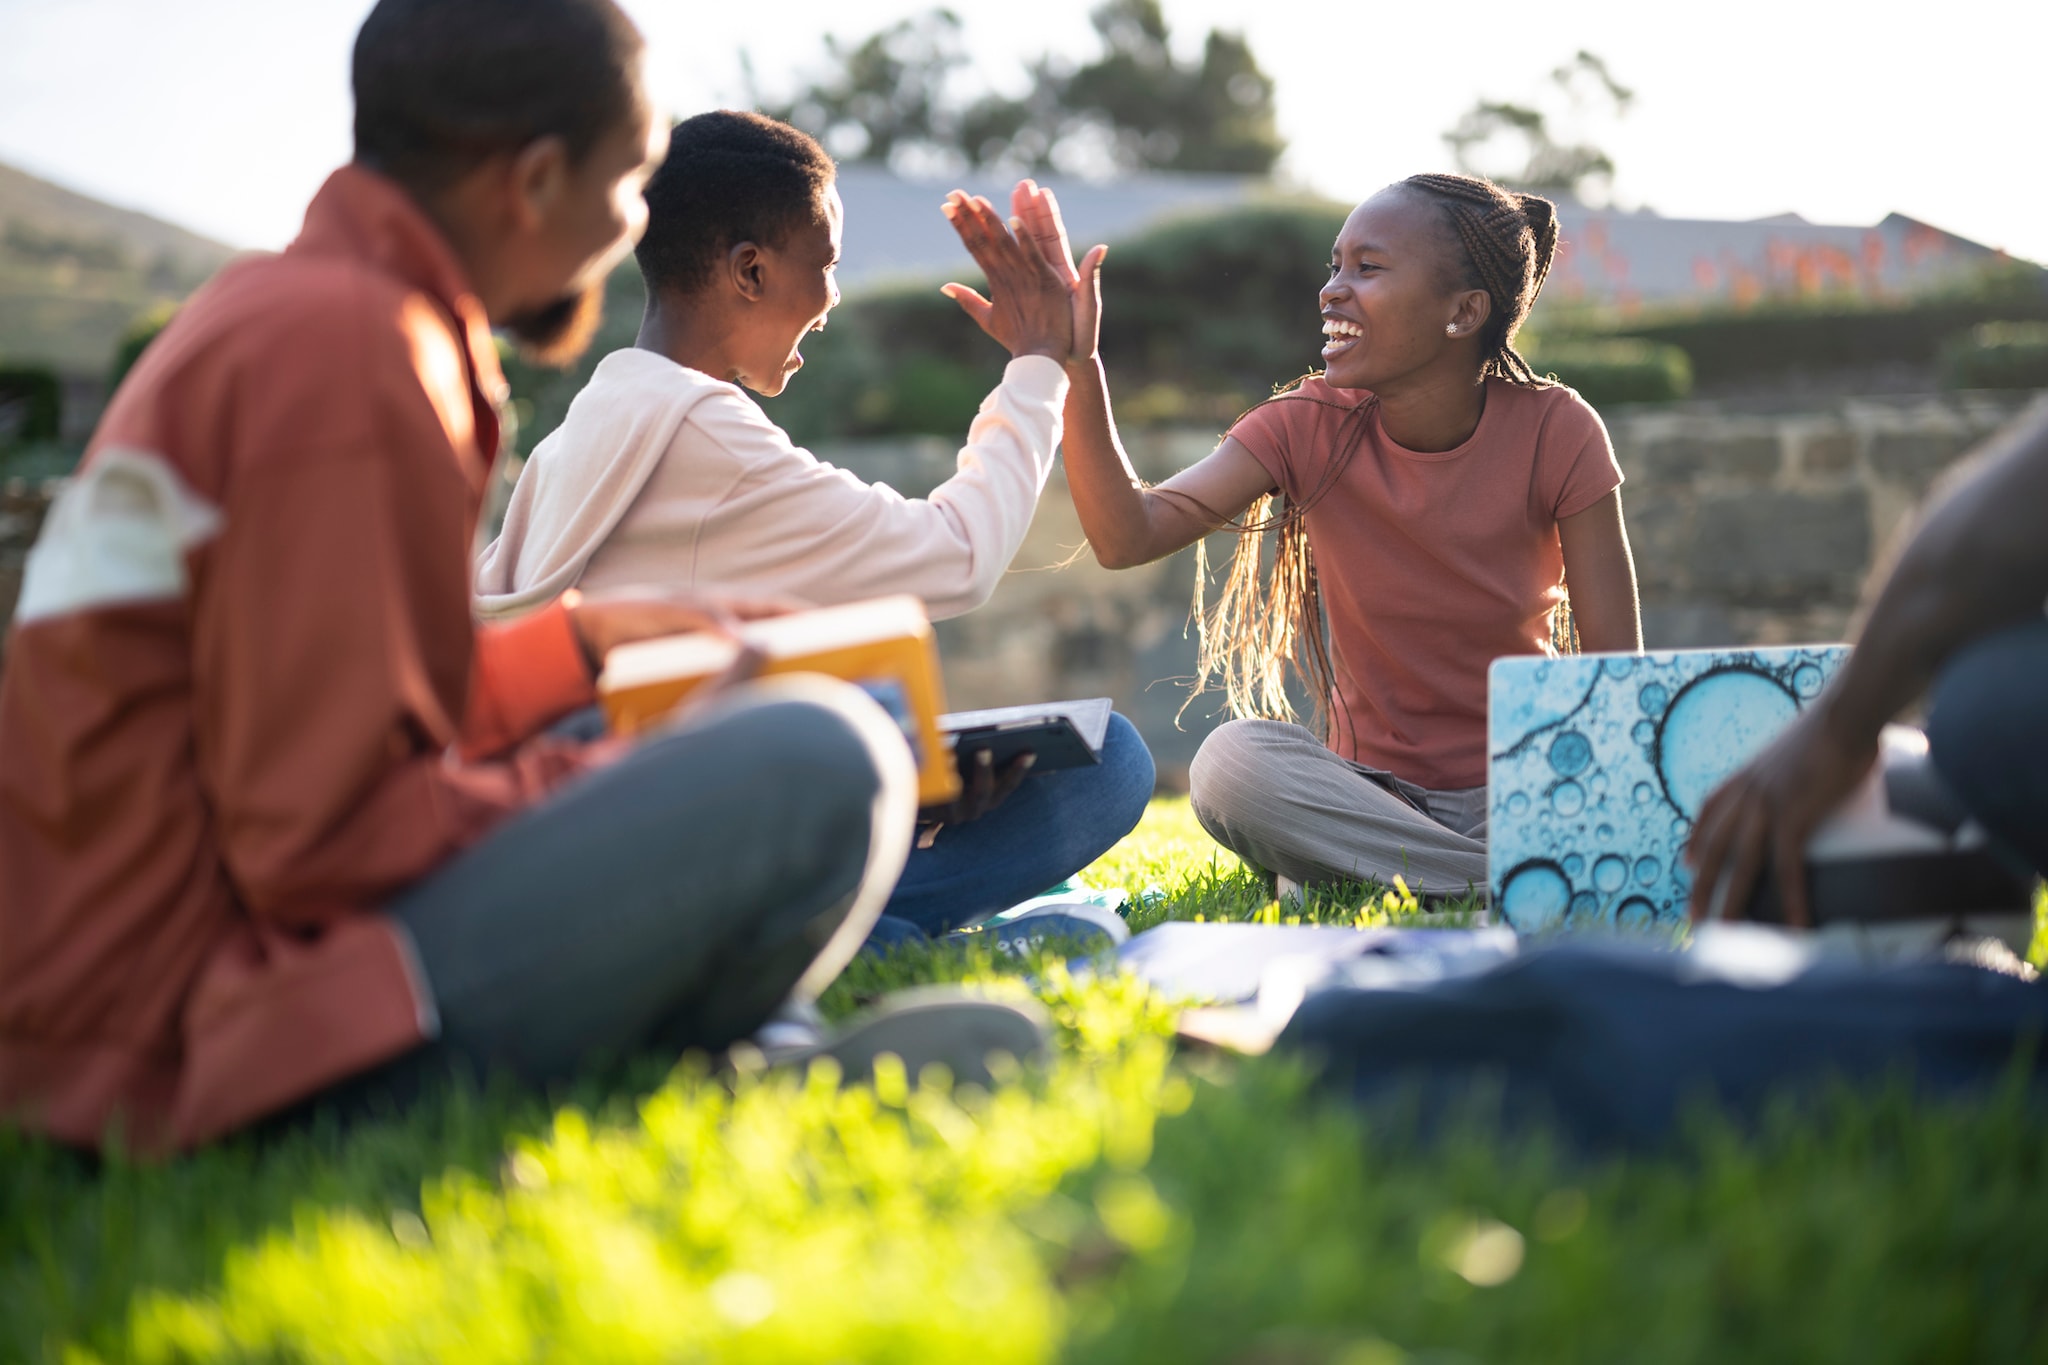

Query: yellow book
(597, 594), (961, 805)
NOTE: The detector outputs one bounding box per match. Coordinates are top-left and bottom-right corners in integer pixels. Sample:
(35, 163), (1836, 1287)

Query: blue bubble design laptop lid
(1486, 646), (1849, 932)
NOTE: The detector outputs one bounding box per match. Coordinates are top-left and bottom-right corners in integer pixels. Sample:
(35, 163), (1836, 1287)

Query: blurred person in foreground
(1688, 401), (2048, 923)
(0, 0), (923, 1155)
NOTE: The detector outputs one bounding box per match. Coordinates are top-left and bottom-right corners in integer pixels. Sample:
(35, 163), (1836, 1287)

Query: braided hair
(1400, 172), (1560, 384)
(1176, 175), (1571, 743)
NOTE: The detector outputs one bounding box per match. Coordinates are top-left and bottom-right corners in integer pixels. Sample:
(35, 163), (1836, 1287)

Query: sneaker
(772, 985), (1050, 1088)
(982, 899), (1131, 955)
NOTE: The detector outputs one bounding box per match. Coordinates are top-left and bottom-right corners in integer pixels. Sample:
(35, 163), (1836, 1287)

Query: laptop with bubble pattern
(1486, 646), (1849, 933)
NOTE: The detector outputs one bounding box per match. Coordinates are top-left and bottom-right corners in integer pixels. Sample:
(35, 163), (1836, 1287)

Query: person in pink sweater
(478, 111), (1154, 943)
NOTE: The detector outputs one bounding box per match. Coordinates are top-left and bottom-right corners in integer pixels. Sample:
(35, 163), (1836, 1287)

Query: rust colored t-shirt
(1228, 376), (1623, 790)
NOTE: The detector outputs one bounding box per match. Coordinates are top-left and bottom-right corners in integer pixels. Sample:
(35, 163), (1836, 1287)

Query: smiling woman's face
(731, 183), (844, 397)
(1317, 187), (1485, 391)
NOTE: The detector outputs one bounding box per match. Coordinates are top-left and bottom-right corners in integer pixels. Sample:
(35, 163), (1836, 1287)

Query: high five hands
(939, 182), (1108, 365)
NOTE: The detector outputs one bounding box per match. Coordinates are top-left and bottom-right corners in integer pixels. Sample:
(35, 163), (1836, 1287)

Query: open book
(597, 594), (960, 805)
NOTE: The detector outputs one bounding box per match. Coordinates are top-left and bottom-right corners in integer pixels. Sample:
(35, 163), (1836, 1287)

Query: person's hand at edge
(936, 190), (1074, 362)
(1010, 179), (1107, 365)
(1683, 696), (1878, 926)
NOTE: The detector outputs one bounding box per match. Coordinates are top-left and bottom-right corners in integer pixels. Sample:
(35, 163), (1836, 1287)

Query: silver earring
(1446, 324), (1458, 336)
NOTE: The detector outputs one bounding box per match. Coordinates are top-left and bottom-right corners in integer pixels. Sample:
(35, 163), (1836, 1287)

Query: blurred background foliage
(0, 367), (61, 446)
(757, 0), (1283, 177)
(11, 15), (2048, 475)
(1575, 262), (2048, 389)
(1941, 321), (2048, 391)
(30, 196), (2048, 479)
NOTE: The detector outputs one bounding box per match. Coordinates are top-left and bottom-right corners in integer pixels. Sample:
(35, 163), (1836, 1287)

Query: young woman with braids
(989, 172), (1642, 900)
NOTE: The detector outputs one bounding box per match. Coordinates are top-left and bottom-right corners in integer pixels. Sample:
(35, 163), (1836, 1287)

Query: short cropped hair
(635, 111), (836, 296)
(352, 0), (644, 193)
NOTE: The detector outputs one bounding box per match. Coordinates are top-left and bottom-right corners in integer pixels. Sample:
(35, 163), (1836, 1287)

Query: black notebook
(939, 697), (1113, 775)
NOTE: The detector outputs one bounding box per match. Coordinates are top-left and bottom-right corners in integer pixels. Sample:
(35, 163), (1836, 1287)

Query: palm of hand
(1010, 181), (1103, 363)
(939, 184), (1102, 363)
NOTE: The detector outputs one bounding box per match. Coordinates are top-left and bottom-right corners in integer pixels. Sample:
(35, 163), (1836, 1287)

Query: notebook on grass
(1486, 646), (1849, 932)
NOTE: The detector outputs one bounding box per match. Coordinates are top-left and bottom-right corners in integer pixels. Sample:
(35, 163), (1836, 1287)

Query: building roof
(832, 164), (1259, 291)
(1545, 198), (2023, 310)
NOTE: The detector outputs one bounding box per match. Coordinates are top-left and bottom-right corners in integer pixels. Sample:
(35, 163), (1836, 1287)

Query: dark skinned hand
(936, 189), (1074, 361)
(916, 746), (1036, 840)
(1008, 178), (1108, 363)
(1683, 700), (1877, 926)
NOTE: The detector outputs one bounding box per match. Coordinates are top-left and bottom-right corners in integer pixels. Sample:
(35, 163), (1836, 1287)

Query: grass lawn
(5, 799), (2047, 1364)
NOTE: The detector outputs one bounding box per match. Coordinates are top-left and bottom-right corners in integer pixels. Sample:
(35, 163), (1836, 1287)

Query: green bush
(1527, 338), (1693, 407)
(1092, 199), (1348, 399)
(1939, 321), (2048, 390)
(0, 365), (61, 446)
(108, 304), (178, 394)
(501, 211), (2048, 450)
(760, 199), (1347, 444)
(759, 284), (1007, 447)
(1577, 265), (2048, 384)
(869, 355), (993, 435)
(497, 265), (651, 457)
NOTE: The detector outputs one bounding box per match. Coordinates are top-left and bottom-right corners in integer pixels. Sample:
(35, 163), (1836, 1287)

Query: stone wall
(0, 390), (2038, 786)
(1613, 392), (2041, 649)
(827, 390), (2045, 784)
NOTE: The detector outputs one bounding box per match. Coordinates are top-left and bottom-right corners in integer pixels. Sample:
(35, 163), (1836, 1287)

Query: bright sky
(1, 0), (2043, 263)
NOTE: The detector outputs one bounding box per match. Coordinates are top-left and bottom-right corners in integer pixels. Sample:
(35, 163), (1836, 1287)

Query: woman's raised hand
(1010, 179), (1107, 364)
(938, 190), (1074, 361)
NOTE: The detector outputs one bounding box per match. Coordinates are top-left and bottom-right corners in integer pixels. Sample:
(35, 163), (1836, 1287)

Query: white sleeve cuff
(999, 354), (1070, 405)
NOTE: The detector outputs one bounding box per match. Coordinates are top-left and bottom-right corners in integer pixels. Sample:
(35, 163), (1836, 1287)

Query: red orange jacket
(0, 166), (599, 1152)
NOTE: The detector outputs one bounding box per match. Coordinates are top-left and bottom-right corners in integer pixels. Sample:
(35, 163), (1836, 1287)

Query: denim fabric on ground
(877, 711), (1155, 938)
(1279, 938), (2048, 1154)
(863, 915), (932, 951)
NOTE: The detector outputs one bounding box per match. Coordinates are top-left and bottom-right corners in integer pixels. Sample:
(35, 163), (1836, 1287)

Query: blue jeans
(1928, 618), (2048, 877)
(876, 712), (1155, 938)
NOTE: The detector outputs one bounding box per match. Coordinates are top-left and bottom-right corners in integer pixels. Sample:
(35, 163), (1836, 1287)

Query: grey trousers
(318, 676), (917, 1115)
(1189, 718), (1490, 899)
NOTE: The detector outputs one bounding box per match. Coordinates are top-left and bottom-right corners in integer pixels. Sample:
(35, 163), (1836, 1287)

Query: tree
(1051, 0), (1282, 174)
(759, 1), (1283, 178)
(757, 9), (971, 167)
(1443, 51), (1633, 200)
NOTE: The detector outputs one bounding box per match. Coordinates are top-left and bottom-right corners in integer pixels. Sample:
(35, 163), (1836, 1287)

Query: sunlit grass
(4, 799), (2046, 1364)
(2030, 881), (2048, 970)
(1087, 797), (1488, 932)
